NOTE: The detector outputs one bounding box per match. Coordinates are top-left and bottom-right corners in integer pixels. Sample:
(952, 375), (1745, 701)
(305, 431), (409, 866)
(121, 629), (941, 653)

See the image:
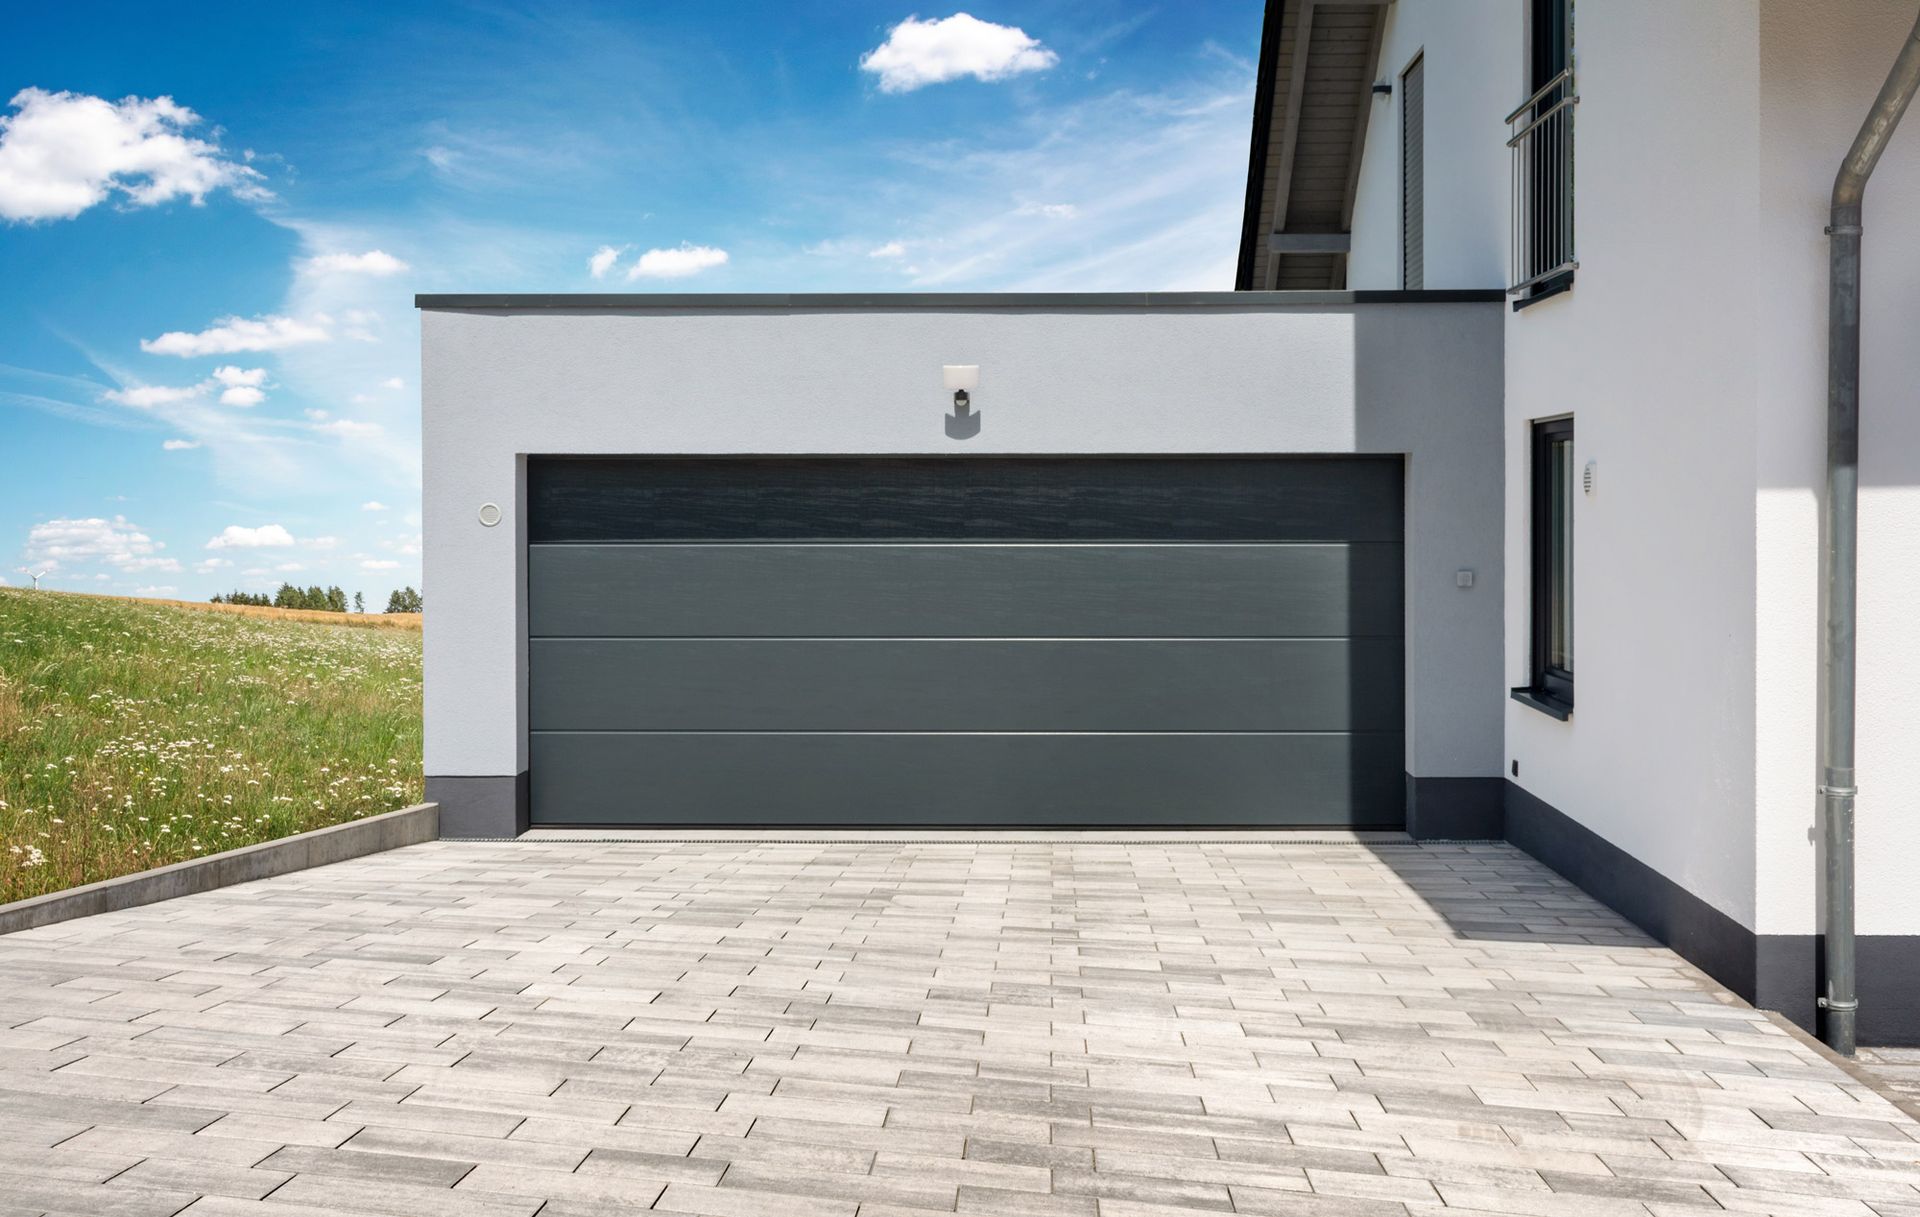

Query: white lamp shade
(942, 365), (980, 392)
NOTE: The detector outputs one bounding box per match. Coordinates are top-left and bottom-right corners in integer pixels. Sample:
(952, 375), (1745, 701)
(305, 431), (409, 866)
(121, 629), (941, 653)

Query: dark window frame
(1514, 0), (1575, 309)
(1513, 416), (1575, 719)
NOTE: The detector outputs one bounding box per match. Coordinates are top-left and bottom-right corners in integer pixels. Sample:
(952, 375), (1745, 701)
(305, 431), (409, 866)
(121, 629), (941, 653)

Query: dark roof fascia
(1235, 0), (1289, 291)
(415, 290), (1504, 312)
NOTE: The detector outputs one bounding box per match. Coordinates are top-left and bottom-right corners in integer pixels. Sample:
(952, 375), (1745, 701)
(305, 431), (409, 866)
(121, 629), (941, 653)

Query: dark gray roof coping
(415, 289), (1503, 311)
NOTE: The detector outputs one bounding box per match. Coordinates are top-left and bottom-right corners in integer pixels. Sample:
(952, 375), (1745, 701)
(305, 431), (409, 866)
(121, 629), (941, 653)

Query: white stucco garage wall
(419, 296), (1505, 817)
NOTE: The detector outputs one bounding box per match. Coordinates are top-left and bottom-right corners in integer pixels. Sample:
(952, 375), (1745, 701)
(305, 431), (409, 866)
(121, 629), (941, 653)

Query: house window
(1401, 54), (1424, 290)
(1514, 417), (1574, 718)
(1507, 0), (1575, 303)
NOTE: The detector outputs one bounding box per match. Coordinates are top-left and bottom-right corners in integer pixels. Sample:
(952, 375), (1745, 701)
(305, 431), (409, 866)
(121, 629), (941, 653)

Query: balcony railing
(1507, 69), (1578, 295)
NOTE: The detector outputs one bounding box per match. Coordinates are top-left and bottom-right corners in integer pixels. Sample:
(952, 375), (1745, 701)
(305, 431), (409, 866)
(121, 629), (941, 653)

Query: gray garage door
(527, 457), (1405, 828)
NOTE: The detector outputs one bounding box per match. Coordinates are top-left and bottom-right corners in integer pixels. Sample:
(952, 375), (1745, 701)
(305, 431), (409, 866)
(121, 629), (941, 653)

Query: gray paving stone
(1, 837), (1917, 1217)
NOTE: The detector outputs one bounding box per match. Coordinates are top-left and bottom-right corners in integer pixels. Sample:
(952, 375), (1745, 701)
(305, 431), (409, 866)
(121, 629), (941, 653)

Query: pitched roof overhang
(1234, 0), (1392, 291)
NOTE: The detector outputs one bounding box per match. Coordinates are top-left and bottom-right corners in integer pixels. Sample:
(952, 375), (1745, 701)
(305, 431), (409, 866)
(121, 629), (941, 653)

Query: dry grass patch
(0, 588), (422, 902)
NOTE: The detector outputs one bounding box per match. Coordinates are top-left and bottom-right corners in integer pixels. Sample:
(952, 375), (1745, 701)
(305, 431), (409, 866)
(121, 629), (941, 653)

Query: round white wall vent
(478, 502), (502, 527)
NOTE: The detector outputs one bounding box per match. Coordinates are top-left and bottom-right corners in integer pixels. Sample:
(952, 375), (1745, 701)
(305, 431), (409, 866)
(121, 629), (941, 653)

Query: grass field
(0, 588), (423, 903)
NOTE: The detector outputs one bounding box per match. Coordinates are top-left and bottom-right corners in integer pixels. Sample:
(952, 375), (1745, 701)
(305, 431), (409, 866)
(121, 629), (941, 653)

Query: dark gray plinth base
(1405, 775), (1505, 840)
(427, 773), (530, 839)
(0, 803), (438, 935)
(1502, 780), (1920, 1047)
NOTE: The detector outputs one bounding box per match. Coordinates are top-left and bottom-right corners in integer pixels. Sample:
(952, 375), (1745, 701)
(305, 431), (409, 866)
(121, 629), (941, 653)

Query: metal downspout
(1821, 5), (1920, 1057)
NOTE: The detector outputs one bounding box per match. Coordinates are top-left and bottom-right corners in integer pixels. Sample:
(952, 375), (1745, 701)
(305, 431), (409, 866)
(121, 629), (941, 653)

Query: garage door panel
(529, 732), (1408, 827)
(526, 456), (1406, 829)
(530, 639), (1404, 732)
(532, 457), (1403, 543)
(529, 543), (1404, 639)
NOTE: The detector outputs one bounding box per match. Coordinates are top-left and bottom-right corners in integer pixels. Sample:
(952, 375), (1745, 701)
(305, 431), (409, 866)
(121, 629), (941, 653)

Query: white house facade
(1239, 0), (1920, 1044)
(421, 0), (1920, 1048)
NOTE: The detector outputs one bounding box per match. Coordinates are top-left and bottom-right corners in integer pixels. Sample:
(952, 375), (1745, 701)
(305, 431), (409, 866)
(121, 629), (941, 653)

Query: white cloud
(304, 535), (341, 550)
(133, 585), (178, 597)
(0, 87), (268, 223)
(588, 244), (625, 279)
(141, 314), (329, 357)
(627, 243), (728, 280)
(193, 557), (232, 574)
(303, 408), (330, 421)
(381, 377), (404, 390)
(869, 241), (907, 259)
(103, 365), (272, 410)
(302, 249), (408, 276)
(274, 562), (305, 573)
(313, 418), (383, 438)
(1017, 202), (1079, 219)
(360, 558), (401, 571)
(212, 365), (266, 388)
(162, 438), (200, 450)
(104, 382), (203, 408)
(361, 500), (388, 512)
(860, 14), (1058, 93)
(24, 516), (175, 573)
(205, 524), (295, 550)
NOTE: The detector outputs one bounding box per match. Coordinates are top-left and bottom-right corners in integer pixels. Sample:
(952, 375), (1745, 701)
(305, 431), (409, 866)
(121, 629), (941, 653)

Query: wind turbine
(28, 571), (47, 590)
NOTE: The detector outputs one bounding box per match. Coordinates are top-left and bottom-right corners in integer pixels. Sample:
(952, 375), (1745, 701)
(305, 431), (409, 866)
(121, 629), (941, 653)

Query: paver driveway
(1, 836), (1917, 1217)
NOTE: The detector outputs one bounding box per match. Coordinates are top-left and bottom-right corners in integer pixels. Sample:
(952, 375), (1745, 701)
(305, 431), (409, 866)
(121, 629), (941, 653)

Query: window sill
(1511, 270), (1574, 312)
(1510, 686), (1573, 720)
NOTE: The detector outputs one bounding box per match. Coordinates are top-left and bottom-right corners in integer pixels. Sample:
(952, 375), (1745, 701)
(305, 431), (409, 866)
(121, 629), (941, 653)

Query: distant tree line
(209, 585), (423, 614)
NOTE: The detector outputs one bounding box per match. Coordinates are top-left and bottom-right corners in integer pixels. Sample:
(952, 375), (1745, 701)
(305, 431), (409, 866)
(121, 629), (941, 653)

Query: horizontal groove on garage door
(529, 543), (1404, 638)
(529, 638), (1404, 732)
(530, 456), (1403, 543)
(529, 732), (1408, 828)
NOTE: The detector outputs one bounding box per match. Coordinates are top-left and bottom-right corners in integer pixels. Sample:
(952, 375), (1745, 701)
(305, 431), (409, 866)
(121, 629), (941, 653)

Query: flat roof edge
(414, 289), (1505, 311)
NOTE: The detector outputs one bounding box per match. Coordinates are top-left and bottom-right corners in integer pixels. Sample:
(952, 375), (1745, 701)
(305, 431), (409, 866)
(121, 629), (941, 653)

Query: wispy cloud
(784, 60), (1251, 292)
(141, 314), (329, 357)
(301, 249), (409, 276)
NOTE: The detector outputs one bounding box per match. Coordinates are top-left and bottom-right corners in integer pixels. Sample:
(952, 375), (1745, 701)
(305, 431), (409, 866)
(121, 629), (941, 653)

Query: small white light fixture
(477, 502), (502, 527)
(942, 365), (981, 440)
(943, 364), (979, 399)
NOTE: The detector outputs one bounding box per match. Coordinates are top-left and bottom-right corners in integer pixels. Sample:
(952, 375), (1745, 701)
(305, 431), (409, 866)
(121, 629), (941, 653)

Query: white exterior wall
(1344, 0), (1920, 942)
(1502, 0), (1765, 929)
(420, 301), (1505, 793)
(1346, 1), (1517, 292)
(1755, 0), (1920, 938)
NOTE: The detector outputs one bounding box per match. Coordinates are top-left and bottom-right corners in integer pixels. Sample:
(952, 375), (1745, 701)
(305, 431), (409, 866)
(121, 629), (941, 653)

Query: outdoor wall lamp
(943, 364), (980, 440)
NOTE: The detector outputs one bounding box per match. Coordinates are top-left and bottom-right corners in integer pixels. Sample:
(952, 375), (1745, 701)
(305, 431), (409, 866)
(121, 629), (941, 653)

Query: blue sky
(0, 2), (1259, 603)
